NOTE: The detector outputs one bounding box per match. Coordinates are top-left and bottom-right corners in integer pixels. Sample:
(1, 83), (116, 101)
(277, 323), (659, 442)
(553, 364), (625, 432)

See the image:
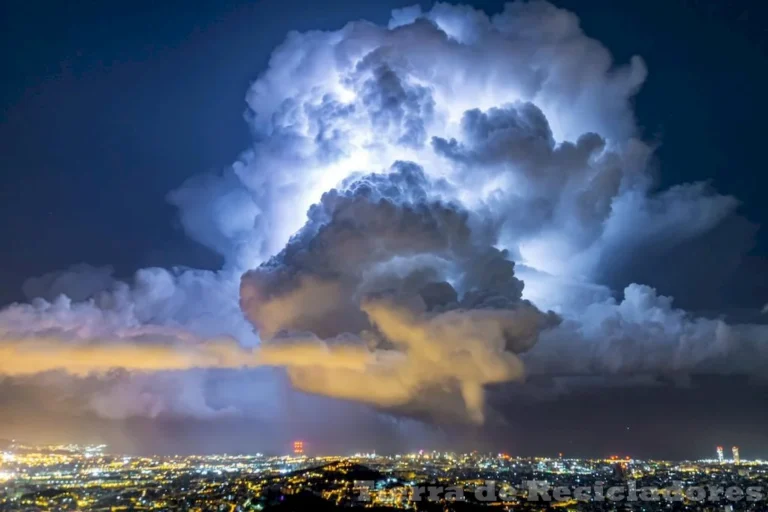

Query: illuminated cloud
(0, 267), (270, 420)
(229, 1), (764, 420)
(0, 337), (253, 376)
(0, 282), (259, 378)
(257, 296), (555, 423)
(526, 284), (768, 378)
(239, 162), (558, 421)
(0, 1), (766, 437)
(172, 2), (658, 271)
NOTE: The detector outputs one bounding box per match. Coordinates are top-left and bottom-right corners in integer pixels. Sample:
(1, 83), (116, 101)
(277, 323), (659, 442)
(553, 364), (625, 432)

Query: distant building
(732, 446), (740, 465)
(612, 462), (627, 481)
(293, 441), (304, 455)
(717, 446), (724, 464)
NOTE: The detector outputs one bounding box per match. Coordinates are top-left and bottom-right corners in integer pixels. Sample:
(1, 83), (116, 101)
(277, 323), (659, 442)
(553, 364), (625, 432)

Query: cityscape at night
(1, 442), (767, 510)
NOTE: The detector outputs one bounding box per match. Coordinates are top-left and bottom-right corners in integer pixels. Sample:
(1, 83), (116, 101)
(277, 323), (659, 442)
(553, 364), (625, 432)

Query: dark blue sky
(1, 0), (767, 308)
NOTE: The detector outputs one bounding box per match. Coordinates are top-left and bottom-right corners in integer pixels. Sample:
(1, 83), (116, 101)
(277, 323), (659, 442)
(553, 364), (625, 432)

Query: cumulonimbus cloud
(239, 162), (559, 421)
(0, 1), (766, 430)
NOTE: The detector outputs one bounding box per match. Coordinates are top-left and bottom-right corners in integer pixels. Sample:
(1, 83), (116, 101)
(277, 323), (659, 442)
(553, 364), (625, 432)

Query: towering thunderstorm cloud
(0, 2), (765, 441)
(240, 162), (558, 422)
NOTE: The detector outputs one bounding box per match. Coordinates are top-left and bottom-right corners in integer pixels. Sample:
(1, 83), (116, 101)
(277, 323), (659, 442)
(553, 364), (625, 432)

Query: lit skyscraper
(732, 446), (740, 464)
(717, 446), (724, 464)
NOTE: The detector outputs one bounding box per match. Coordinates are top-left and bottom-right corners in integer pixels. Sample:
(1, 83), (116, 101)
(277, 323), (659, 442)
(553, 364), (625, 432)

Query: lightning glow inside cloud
(0, 1), (766, 433)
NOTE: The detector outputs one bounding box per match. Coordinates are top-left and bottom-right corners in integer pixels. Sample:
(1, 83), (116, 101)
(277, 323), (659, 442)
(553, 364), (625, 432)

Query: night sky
(0, 0), (766, 458)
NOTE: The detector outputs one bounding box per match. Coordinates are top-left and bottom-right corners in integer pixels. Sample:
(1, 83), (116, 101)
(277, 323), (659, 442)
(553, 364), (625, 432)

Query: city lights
(0, 442), (764, 511)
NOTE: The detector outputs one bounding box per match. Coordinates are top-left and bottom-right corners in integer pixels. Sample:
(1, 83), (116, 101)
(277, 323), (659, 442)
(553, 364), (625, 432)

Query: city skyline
(1, 439), (761, 463)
